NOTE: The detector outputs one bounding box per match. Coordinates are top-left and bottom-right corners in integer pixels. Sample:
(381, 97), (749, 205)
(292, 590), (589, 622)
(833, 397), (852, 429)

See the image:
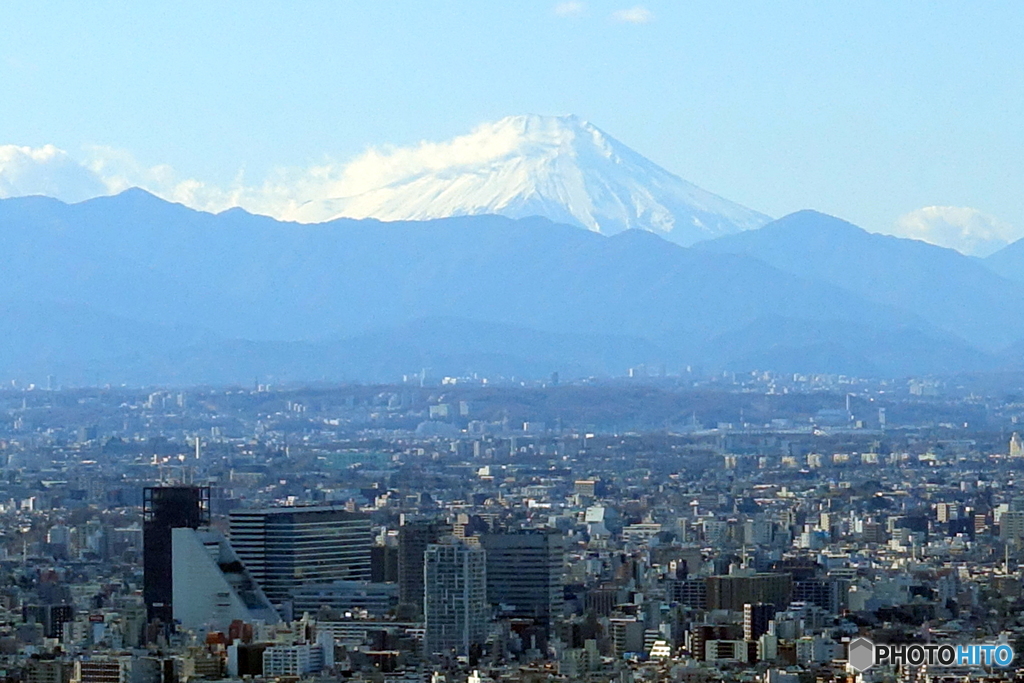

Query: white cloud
(82, 144), (301, 217)
(891, 206), (1020, 257)
(553, 2), (586, 17)
(0, 143), (293, 216)
(329, 120), (524, 196)
(0, 127), (532, 223)
(0, 144), (109, 203)
(612, 6), (653, 23)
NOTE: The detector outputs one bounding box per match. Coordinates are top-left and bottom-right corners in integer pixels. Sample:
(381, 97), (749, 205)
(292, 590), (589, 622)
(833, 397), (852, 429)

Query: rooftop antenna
(153, 453), (168, 485)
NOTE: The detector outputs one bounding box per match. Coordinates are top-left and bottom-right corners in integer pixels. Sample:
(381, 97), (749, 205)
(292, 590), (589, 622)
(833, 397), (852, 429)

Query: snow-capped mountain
(296, 114), (771, 245)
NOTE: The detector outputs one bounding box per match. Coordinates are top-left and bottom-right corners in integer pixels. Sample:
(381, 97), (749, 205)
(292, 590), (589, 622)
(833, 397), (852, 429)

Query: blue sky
(1, 1), (1022, 252)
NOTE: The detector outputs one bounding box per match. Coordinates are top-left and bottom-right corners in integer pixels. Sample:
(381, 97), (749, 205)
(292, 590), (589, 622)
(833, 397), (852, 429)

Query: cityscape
(0, 372), (1023, 682)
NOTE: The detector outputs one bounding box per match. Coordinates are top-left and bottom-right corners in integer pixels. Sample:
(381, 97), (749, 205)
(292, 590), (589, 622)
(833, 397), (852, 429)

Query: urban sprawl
(2, 372), (1024, 683)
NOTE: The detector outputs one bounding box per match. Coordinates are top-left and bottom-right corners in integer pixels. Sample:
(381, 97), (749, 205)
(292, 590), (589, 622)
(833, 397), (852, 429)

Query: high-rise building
(370, 544), (399, 583)
(229, 506), (371, 605)
(71, 658), (131, 683)
(480, 529), (565, 627)
(574, 480), (597, 498)
(743, 603), (776, 641)
(423, 540), (488, 659)
(262, 633), (335, 677)
(1011, 432), (1024, 458)
(172, 527), (280, 631)
(398, 519), (449, 611)
(24, 658), (71, 683)
(937, 502), (961, 523)
(705, 572), (792, 611)
(669, 578), (708, 610)
(607, 617), (645, 657)
(1000, 511), (1024, 542)
(792, 578), (842, 614)
(288, 581), (399, 617)
(143, 486), (209, 623)
(22, 603), (74, 640)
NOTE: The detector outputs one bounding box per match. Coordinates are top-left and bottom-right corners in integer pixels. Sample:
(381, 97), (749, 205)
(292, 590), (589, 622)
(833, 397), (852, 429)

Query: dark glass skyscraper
(480, 529), (565, 628)
(397, 519), (449, 613)
(143, 486), (210, 623)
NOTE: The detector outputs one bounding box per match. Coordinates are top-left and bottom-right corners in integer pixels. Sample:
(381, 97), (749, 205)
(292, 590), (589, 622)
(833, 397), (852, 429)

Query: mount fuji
(296, 114), (771, 246)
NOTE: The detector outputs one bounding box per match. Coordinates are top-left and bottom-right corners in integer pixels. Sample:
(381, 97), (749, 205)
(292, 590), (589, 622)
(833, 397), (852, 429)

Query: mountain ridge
(0, 191), (1018, 383)
(695, 210), (1024, 351)
(985, 234), (1024, 284)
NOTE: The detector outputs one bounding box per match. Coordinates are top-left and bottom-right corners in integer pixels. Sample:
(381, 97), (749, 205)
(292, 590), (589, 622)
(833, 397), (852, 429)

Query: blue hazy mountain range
(693, 210), (1024, 352)
(0, 189), (1020, 384)
(985, 237), (1024, 286)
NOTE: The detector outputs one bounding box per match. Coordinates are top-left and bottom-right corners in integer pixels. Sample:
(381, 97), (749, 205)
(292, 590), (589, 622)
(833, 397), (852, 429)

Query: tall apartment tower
(398, 519), (449, 612)
(228, 506), (371, 605)
(743, 602), (776, 641)
(1011, 432), (1024, 458)
(143, 486), (210, 623)
(480, 529), (565, 628)
(423, 541), (488, 659)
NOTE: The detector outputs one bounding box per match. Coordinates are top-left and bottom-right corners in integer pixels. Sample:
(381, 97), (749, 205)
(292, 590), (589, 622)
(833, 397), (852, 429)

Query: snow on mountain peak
(299, 114), (769, 245)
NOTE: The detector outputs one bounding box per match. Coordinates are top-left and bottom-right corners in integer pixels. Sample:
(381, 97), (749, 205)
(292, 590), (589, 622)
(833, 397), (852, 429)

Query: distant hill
(695, 210), (1024, 352)
(985, 236), (1024, 285)
(0, 191), (1010, 384)
(699, 316), (991, 378)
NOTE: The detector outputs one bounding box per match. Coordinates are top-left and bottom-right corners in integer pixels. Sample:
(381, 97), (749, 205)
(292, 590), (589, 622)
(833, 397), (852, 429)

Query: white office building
(172, 527), (280, 631)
